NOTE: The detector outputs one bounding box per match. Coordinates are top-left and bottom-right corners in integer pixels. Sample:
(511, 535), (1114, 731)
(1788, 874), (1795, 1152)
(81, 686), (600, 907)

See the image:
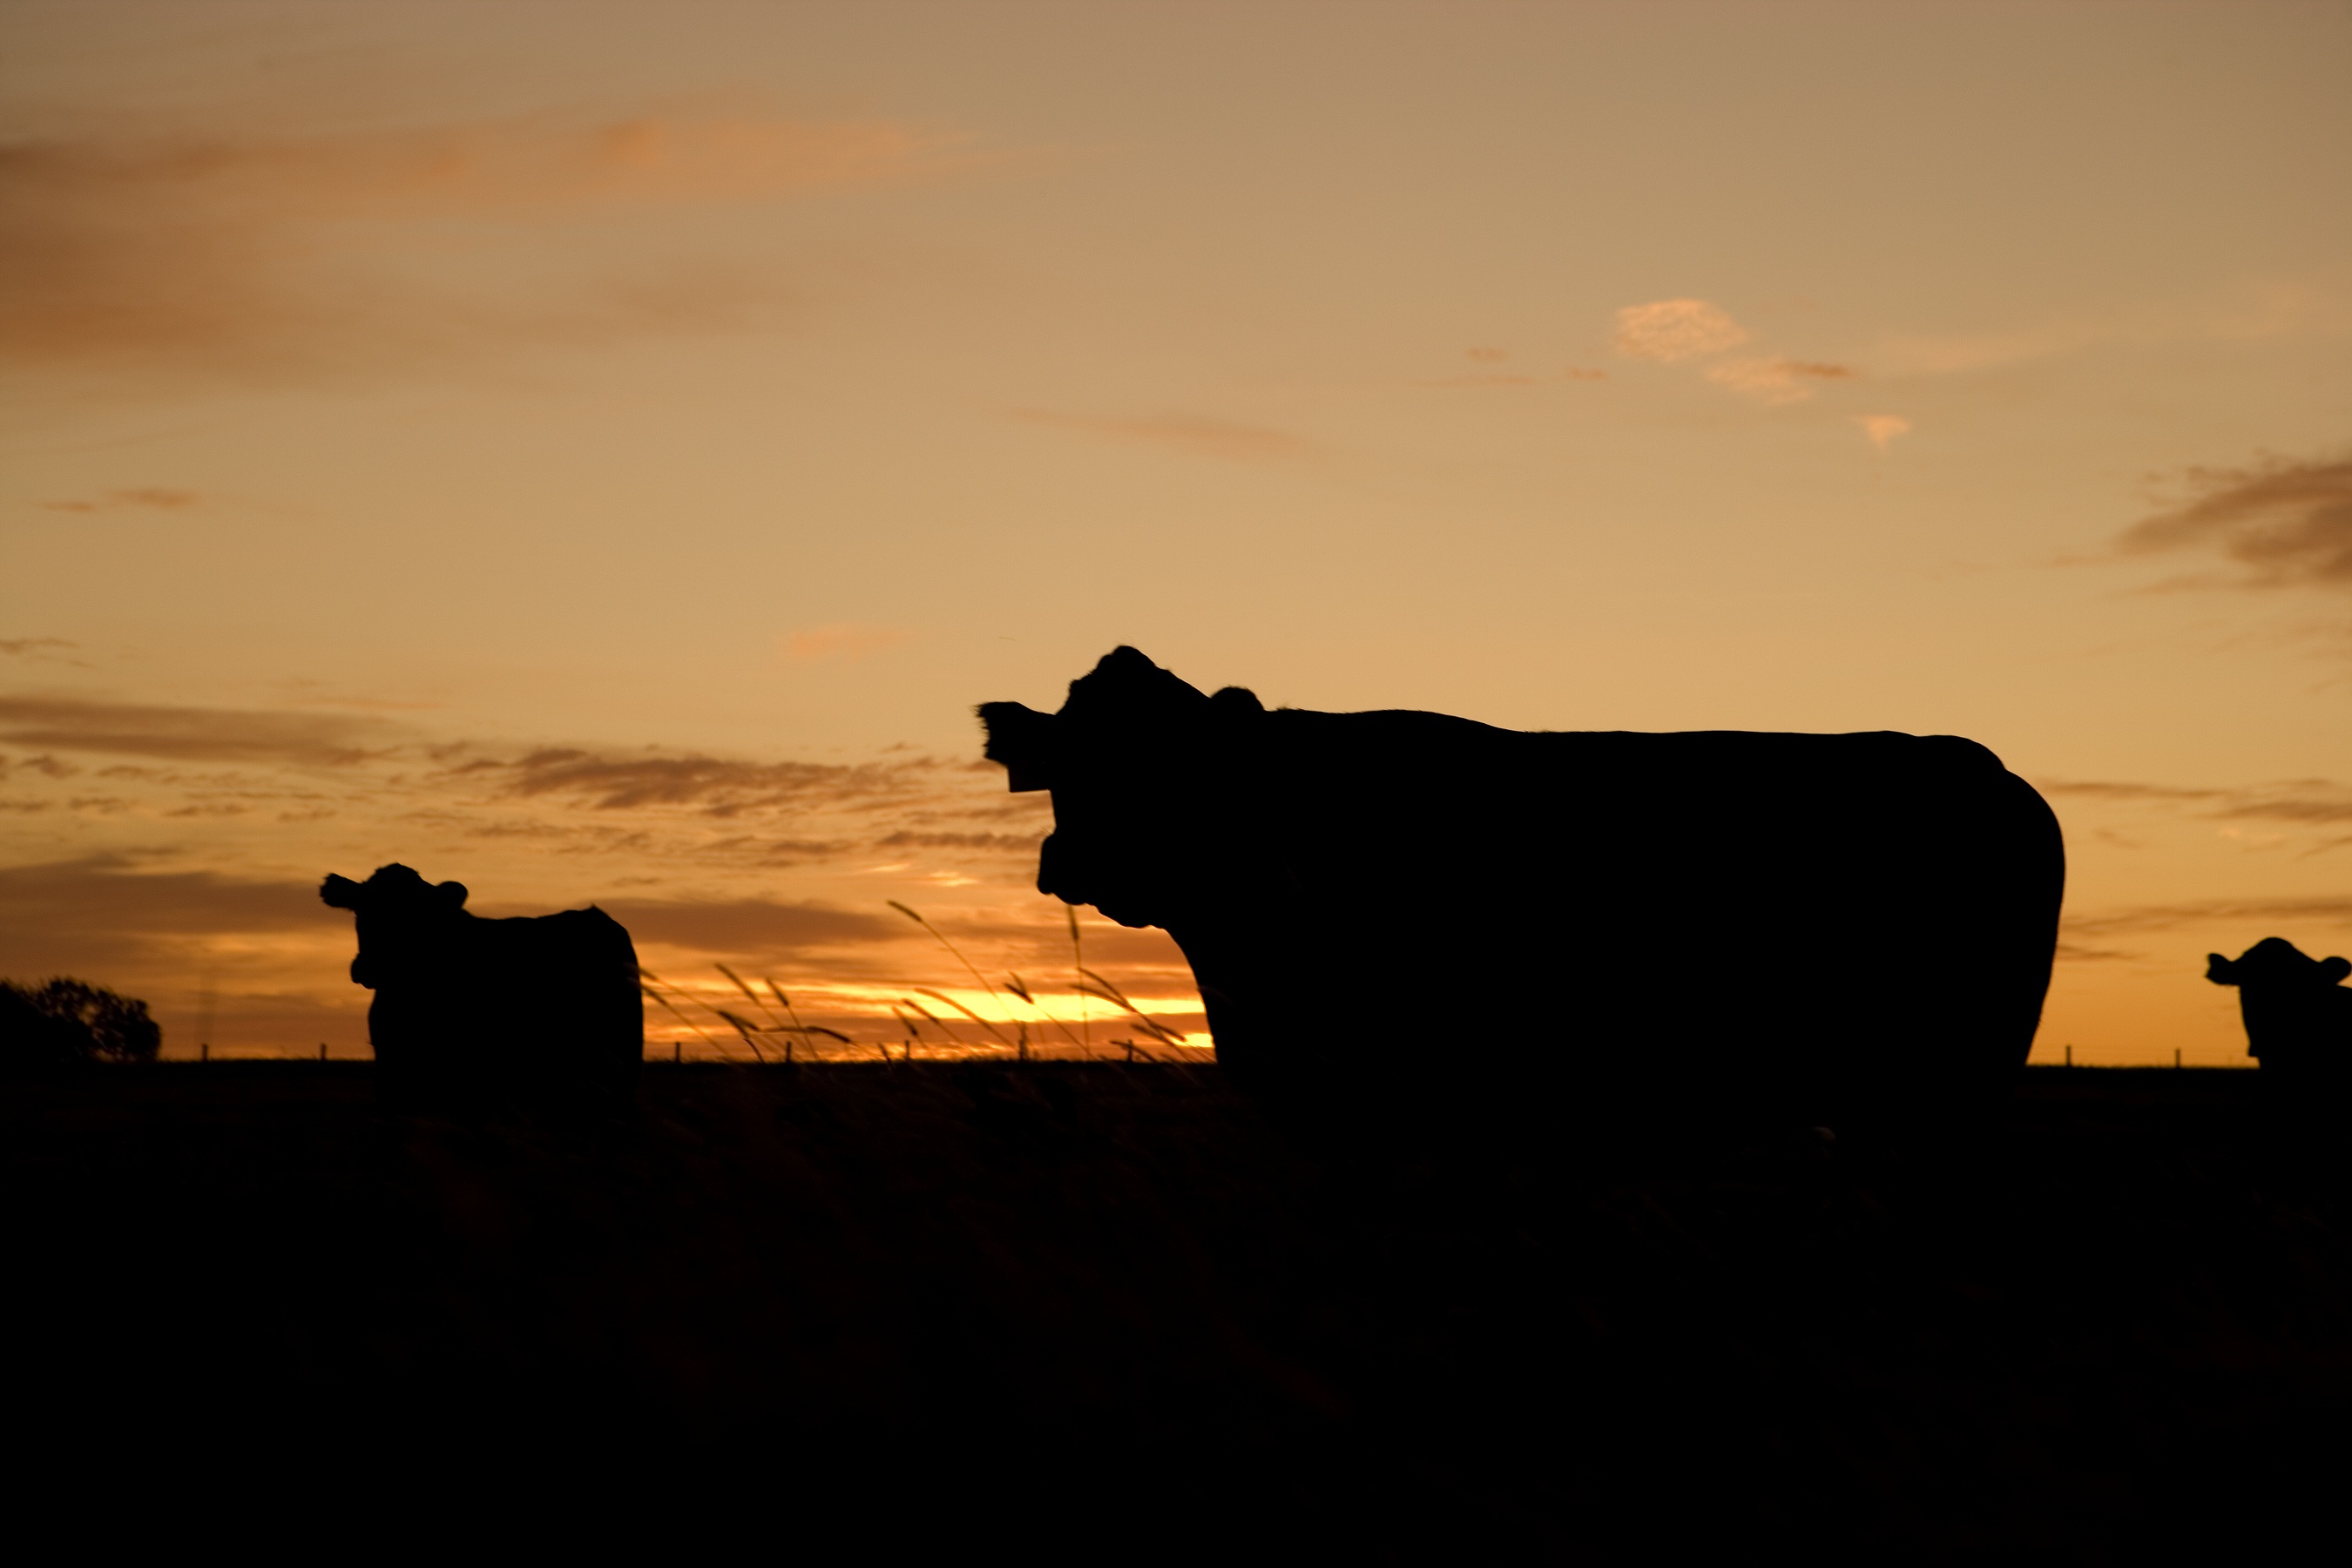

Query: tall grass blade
(891, 900), (1016, 1028)
(902, 997), (974, 1051)
(1004, 972), (1087, 1051)
(910, 986), (1014, 1048)
(761, 973), (814, 1060)
(1072, 982), (1197, 1050)
(1078, 966), (1188, 1041)
(715, 963), (783, 1030)
(1068, 903), (1089, 1051)
(640, 979), (726, 1059)
(715, 1008), (769, 1064)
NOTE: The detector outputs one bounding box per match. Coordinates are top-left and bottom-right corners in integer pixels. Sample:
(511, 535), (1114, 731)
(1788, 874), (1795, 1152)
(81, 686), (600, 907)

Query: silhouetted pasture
(10, 1061), (2351, 1551)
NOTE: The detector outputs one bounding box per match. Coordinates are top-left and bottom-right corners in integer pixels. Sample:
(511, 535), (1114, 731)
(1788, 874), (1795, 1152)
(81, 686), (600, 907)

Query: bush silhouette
(0, 979), (162, 1069)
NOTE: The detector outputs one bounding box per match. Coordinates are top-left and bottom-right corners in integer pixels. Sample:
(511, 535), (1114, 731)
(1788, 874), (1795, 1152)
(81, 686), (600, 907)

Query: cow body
(981, 648), (2065, 1127)
(2207, 938), (2352, 1081)
(321, 863), (643, 1087)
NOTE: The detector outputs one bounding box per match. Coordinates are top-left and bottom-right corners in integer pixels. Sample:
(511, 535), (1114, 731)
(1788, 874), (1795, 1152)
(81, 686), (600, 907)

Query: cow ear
(2206, 954), (2237, 985)
(979, 702), (1059, 793)
(321, 874), (362, 909)
(437, 881), (470, 910)
(2322, 956), (2351, 984)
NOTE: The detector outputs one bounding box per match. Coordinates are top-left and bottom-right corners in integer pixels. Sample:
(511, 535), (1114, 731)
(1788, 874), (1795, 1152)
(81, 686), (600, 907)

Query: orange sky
(3, 1), (2349, 1064)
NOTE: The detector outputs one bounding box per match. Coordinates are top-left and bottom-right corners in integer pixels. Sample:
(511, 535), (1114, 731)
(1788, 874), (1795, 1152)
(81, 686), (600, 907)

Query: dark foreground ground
(10, 1061), (2352, 1553)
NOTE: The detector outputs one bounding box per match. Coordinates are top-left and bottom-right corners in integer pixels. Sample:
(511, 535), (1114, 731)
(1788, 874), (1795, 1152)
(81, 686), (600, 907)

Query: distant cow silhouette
(980, 647), (2065, 1127)
(321, 864), (642, 1086)
(2207, 938), (2352, 1080)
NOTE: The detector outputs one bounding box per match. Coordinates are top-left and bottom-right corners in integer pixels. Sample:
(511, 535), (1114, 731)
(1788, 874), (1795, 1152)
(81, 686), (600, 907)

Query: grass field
(10, 1061), (2350, 1551)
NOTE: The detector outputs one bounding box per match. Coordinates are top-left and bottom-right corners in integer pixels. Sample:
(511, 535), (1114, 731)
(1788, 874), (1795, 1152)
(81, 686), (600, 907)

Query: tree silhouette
(1, 979), (161, 1068)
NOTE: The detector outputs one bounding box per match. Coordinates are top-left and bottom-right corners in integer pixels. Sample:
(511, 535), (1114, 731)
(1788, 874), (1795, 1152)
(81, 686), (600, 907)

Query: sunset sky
(3, 1), (2349, 1064)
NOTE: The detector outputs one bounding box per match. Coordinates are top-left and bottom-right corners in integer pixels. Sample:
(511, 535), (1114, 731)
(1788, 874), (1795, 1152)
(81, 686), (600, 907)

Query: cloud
(1703, 356), (1855, 406)
(1855, 415), (1911, 451)
(2044, 775), (2352, 823)
(786, 624), (912, 662)
(2063, 896), (2352, 940)
(1417, 374), (1544, 389)
(0, 638), (84, 665)
(1612, 299), (1750, 363)
(2116, 450), (2352, 591)
(599, 896), (896, 958)
(875, 830), (1042, 852)
(0, 754), (77, 781)
(2041, 775), (2352, 859)
(38, 488), (199, 514)
(1609, 300), (1862, 412)
(0, 112), (970, 382)
(2039, 779), (2228, 805)
(1872, 280), (2352, 382)
(452, 746), (951, 816)
(0, 855), (336, 979)
(1872, 322), (2096, 376)
(0, 693), (402, 764)
(1013, 409), (1320, 463)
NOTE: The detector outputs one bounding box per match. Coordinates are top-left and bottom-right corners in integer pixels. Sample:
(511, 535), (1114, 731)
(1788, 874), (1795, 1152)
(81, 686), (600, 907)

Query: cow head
(2207, 937), (2352, 990)
(979, 646), (1266, 930)
(321, 863), (471, 989)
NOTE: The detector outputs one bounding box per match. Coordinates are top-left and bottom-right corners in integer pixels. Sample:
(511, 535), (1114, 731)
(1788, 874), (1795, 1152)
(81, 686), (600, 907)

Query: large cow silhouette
(981, 648), (2065, 1125)
(321, 863), (643, 1085)
(2207, 937), (2352, 1080)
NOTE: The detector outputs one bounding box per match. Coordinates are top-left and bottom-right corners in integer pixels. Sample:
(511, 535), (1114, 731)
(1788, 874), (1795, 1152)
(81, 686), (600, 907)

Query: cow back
(1067, 707), (2058, 1127)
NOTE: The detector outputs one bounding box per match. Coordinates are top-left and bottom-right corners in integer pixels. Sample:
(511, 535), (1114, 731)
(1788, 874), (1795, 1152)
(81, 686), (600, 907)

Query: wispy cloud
(2044, 775), (2352, 822)
(0, 754), (77, 781)
(1415, 362), (1604, 389)
(2063, 896), (2352, 940)
(1416, 373), (1545, 389)
(37, 488), (199, 514)
(786, 624), (912, 662)
(1012, 409), (1320, 463)
(1872, 321), (2097, 376)
(598, 895), (896, 958)
(1873, 280), (2352, 382)
(448, 746), (961, 819)
(0, 855), (337, 977)
(2041, 774), (2352, 861)
(1702, 356), (1855, 406)
(1855, 415), (1911, 451)
(0, 111), (974, 384)
(0, 638), (87, 666)
(1612, 299), (1750, 363)
(0, 693), (402, 765)
(2116, 449), (2352, 591)
(1610, 299), (1864, 413)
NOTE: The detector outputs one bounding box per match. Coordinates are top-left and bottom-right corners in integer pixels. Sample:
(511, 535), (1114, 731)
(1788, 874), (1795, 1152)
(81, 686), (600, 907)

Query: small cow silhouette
(2207, 937), (2352, 1078)
(321, 863), (642, 1087)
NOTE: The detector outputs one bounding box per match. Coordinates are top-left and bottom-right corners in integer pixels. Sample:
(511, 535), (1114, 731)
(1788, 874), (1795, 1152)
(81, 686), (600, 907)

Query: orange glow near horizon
(4, 2), (2350, 1069)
